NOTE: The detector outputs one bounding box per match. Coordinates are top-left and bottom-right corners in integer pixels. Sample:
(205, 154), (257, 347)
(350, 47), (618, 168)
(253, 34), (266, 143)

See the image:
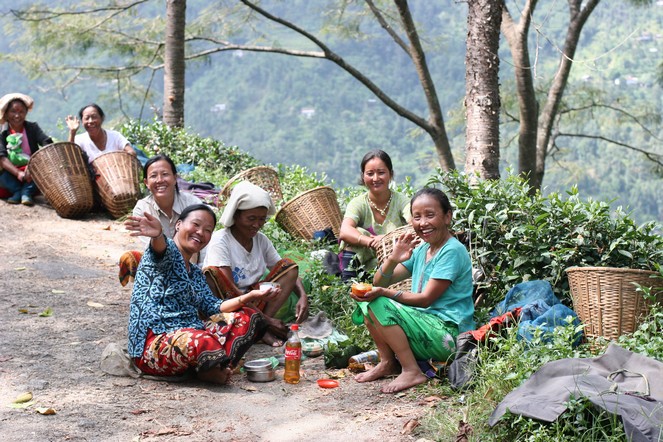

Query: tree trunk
(163, 0), (186, 128)
(464, 0), (503, 181)
(532, 0), (600, 190)
(501, 1), (539, 184)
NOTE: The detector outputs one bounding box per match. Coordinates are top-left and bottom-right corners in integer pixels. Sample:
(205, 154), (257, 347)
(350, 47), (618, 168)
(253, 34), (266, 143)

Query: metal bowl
(244, 359), (276, 382)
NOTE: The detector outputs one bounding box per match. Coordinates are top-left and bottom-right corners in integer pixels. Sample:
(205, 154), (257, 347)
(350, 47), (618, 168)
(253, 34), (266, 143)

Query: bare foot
(261, 331), (284, 347)
(198, 366), (232, 385)
(381, 370), (427, 393)
(264, 316), (288, 340)
(354, 360), (400, 383)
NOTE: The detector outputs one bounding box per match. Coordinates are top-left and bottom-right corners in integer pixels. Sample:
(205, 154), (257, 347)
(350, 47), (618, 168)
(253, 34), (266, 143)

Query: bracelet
(379, 265), (393, 278)
(238, 295), (245, 306)
(392, 290), (403, 300)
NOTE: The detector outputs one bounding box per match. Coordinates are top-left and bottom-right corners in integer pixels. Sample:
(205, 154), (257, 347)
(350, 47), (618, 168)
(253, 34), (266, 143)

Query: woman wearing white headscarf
(203, 181), (309, 346)
(0, 93), (53, 205)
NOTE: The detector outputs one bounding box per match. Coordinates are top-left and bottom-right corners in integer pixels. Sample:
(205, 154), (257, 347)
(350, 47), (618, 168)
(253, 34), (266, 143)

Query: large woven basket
(566, 266), (663, 341)
(92, 152), (142, 219)
(28, 142), (94, 219)
(275, 186), (342, 240)
(219, 166), (283, 205)
(376, 225), (421, 291)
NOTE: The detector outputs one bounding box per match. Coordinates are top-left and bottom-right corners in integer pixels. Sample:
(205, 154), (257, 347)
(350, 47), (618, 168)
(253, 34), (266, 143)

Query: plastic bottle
(284, 324), (302, 384)
(349, 350), (380, 365)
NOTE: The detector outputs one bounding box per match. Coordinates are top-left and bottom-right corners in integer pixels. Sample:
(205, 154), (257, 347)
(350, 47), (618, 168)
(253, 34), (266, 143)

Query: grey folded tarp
(489, 343), (663, 442)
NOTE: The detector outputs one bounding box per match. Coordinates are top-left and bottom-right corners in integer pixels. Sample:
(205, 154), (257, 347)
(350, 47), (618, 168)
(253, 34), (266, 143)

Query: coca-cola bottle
(284, 324), (302, 384)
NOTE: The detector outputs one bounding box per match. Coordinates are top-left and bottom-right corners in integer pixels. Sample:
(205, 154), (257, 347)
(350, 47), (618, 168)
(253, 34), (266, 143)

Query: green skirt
(352, 296), (458, 362)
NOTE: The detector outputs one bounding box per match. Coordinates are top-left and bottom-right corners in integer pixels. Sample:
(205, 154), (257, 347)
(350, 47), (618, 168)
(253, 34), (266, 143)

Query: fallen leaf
(18, 308), (29, 314)
(130, 409), (149, 415)
(14, 266), (27, 271)
(35, 407), (56, 415)
(401, 418), (419, 435)
(38, 307), (53, 317)
(103, 225), (111, 231)
(241, 385), (257, 392)
(51, 290), (66, 294)
(13, 392), (33, 403)
(9, 401), (34, 409)
(87, 301), (105, 308)
(455, 420), (473, 442)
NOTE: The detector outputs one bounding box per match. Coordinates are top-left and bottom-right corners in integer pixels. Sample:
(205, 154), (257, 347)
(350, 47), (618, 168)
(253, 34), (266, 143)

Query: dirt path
(0, 198), (433, 441)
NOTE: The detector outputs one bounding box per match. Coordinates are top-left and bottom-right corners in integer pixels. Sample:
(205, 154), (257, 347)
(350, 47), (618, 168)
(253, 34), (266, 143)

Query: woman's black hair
(410, 187), (452, 214)
(143, 154), (180, 193)
(7, 98), (29, 112)
(178, 203), (217, 226)
(358, 149), (394, 185)
(78, 103), (105, 121)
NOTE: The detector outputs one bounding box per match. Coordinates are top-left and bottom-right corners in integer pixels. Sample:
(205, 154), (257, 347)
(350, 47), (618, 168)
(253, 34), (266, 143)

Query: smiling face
(81, 106), (104, 134)
(6, 100), (28, 131)
(362, 157), (392, 195)
(144, 159), (177, 200)
(174, 209), (215, 256)
(410, 194), (452, 247)
(231, 207), (269, 243)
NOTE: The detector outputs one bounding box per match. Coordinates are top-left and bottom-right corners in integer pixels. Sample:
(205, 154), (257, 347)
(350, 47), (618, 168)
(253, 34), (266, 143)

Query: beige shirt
(132, 191), (206, 263)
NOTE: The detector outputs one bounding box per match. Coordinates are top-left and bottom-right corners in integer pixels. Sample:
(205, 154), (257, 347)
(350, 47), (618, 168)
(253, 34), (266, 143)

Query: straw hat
(0, 93), (35, 124)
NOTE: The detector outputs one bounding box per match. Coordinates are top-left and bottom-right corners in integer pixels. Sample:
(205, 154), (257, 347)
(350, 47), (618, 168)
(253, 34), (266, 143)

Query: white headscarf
(0, 93), (34, 125)
(220, 180), (276, 227)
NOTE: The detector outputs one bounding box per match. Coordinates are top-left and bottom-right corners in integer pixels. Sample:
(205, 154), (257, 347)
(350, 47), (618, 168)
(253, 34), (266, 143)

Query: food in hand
(351, 283), (372, 297)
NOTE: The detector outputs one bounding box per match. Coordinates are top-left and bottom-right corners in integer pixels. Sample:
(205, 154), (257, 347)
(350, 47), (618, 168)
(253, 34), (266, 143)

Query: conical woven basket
(91, 152), (142, 219)
(28, 142), (94, 219)
(219, 166), (283, 206)
(275, 186), (342, 240)
(566, 266), (663, 340)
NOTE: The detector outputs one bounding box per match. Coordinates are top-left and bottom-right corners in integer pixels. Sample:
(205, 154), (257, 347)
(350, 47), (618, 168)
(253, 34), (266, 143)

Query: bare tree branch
(10, 0), (149, 21)
(555, 132), (663, 167)
(364, 0), (410, 56)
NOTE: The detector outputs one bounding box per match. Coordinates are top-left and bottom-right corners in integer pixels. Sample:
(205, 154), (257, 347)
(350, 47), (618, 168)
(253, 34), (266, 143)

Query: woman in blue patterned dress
(125, 204), (273, 384)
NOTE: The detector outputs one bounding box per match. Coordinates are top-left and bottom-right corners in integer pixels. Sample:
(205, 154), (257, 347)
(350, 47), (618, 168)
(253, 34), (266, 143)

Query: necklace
(368, 191), (392, 217)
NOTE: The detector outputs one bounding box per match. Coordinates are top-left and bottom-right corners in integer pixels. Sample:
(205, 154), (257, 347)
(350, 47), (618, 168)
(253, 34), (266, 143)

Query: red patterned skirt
(134, 306), (266, 376)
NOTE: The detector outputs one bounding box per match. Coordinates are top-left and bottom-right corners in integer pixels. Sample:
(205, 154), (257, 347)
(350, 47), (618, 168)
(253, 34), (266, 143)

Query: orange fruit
(351, 283), (372, 297)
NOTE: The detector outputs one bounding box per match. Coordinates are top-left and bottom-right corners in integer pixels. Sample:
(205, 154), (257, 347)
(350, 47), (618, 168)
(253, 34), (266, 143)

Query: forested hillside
(1, 0), (661, 223)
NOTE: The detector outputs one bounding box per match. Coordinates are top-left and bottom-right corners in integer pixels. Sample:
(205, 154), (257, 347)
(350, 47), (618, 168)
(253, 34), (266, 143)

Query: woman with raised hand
(0, 93), (53, 206)
(66, 103), (136, 163)
(338, 150), (410, 281)
(125, 204), (271, 383)
(350, 188), (475, 393)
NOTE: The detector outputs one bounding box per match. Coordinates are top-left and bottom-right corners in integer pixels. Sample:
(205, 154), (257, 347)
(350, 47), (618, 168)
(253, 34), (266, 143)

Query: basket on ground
(92, 152), (142, 219)
(566, 266), (663, 341)
(28, 142), (94, 219)
(219, 166), (283, 205)
(275, 186), (342, 240)
(376, 225), (421, 291)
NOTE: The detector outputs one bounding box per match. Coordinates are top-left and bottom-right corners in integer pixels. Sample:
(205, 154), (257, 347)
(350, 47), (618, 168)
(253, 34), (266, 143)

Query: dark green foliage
(429, 170), (663, 311)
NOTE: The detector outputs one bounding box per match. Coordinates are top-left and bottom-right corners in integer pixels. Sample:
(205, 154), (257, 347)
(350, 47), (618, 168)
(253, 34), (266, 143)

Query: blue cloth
(127, 238), (222, 357)
(492, 280), (582, 345)
(402, 237), (475, 332)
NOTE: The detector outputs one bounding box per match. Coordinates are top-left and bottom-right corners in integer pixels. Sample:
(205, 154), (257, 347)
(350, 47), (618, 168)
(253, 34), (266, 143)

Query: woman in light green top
(338, 150), (410, 281)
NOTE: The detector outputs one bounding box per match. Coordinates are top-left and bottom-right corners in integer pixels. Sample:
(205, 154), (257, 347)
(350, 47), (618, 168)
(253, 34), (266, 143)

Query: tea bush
(429, 170), (663, 311)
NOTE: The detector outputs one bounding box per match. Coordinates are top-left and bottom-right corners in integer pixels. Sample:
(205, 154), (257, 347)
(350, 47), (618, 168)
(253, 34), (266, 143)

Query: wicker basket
(376, 225), (421, 292)
(28, 142), (94, 219)
(219, 166), (283, 205)
(275, 186), (342, 240)
(92, 152), (142, 219)
(566, 266), (663, 340)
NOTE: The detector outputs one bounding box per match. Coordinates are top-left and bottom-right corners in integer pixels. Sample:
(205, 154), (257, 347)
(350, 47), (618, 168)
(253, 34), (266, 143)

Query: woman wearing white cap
(0, 93), (53, 205)
(203, 181), (309, 347)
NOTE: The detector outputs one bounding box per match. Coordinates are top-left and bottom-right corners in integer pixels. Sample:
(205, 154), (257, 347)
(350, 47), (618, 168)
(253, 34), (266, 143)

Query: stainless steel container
(244, 359), (276, 382)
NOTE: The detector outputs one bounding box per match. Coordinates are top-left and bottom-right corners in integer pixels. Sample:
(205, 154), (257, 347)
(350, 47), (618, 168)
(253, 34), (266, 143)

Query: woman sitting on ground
(0, 93), (53, 206)
(350, 188), (475, 393)
(125, 204), (271, 383)
(203, 181), (309, 347)
(65, 103), (136, 163)
(338, 149), (410, 281)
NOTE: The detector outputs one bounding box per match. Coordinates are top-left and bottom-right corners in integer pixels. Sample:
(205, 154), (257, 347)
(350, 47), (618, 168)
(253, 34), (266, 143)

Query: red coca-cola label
(284, 346), (301, 360)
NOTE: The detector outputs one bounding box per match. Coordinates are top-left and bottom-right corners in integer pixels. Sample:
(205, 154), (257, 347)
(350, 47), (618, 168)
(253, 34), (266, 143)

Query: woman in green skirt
(350, 188), (475, 393)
